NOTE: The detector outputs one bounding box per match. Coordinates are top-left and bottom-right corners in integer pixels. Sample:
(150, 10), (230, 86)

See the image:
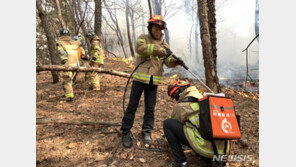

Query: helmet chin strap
(148, 27), (157, 40)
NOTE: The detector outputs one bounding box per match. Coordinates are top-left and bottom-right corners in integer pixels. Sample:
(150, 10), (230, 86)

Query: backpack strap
(211, 140), (219, 156)
(211, 140), (228, 156)
(224, 140), (227, 155)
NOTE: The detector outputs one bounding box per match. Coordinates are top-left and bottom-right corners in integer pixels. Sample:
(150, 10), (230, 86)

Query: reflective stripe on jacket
(133, 33), (178, 85)
(90, 36), (104, 64)
(170, 86), (230, 159)
(57, 36), (80, 67)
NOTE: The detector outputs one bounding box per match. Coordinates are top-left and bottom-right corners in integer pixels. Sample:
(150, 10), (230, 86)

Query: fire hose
(122, 54), (215, 114)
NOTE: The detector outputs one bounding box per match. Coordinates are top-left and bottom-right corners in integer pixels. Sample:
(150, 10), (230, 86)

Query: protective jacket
(90, 36), (104, 65)
(134, 33), (178, 85)
(171, 86), (230, 158)
(57, 36), (80, 67)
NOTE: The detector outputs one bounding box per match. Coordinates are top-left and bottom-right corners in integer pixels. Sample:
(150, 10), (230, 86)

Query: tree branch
(36, 65), (131, 78)
(36, 118), (121, 126)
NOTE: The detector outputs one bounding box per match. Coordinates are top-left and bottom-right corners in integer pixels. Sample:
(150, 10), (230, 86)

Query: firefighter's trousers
(62, 71), (76, 98)
(74, 59), (90, 82)
(87, 63), (101, 90)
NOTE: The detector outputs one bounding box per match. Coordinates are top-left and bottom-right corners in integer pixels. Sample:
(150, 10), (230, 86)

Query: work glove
(91, 56), (97, 62)
(61, 59), (67, 65)
(81, 54), (89, 60)
(174, 56), (189, 70)
(175, 57), (184, 65)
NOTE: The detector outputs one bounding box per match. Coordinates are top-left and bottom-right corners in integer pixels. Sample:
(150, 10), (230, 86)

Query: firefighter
(85, 31), (104, 91)
(163, 79), (230, 167)
(56, 28), (82, 102)
(120, 15), (185, 148)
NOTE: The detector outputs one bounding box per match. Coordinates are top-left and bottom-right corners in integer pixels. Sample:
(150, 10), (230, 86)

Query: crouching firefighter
(163, 79), (233, 167)
(85, 31), (104, 91)
(57, 28), (83, 102)
(120, 15), (185, 148)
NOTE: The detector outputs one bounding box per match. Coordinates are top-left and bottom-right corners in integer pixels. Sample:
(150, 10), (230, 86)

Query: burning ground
(36, 57), (259, 167)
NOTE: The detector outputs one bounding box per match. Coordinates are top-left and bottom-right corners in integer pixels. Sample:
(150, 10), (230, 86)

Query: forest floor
(36, 57), (259, 167)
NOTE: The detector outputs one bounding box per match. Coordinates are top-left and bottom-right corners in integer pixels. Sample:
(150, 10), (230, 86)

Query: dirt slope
(36, 58), (259, 167)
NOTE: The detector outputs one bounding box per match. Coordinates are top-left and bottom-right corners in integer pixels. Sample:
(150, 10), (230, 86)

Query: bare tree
(94, 0), (102, 38)
(197, 0), (220, 93)
(126, 0), (135, 57)
(207, 0), (220, 92)
(102, 0), (127, 57)
(147, 0), (152, 17)
(128, 0), (137, 44)
(66, 0), (78, 34)
(54, 0), (66, 28)
(207, 0), (218, 66)
(36, 0), (60, 83)
(73, 0), (91, 53)
(255, 0), (259, 41)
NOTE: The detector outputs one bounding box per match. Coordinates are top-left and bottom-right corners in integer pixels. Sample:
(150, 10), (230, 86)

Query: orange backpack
(77, 47), (82, 59)
(198, 95), (241, 140)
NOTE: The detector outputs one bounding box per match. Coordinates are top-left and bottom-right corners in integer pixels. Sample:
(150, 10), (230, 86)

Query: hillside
(36, 58), (259, 167)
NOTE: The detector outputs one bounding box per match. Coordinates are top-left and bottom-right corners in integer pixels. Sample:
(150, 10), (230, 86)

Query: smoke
(101, 0), (259, 84)
(194, 11), (199, 64)
(164, 0), (259, 84)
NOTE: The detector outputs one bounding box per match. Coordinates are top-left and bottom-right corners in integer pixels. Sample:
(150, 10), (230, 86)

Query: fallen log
(36, 118), (121, 126)
(36, 65), (131, 78)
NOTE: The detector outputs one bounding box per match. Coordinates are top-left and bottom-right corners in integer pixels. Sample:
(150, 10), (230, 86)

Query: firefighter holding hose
(120, 15), (185, 148)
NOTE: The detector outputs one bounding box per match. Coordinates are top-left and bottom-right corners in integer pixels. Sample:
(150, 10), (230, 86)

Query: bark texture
(207, 0), (220, 92)
(54, 0), (66, 28)
(126, 0), (135, 57)
(148, 0), (153, 17)
(94, 0), (102, 38)
(197, 0), (220, 93)
(36, 0), (60, 83)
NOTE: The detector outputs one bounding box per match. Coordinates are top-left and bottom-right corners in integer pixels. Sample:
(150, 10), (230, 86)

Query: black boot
(142, 133), (152, 147)
(66, 97), (73, 102)
(122, 131), (132, 148)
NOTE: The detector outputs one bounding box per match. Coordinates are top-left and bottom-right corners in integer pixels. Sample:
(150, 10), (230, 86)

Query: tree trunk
(36, 65), (131, 78)
(129, 2), (136, 44)
(207, 0), (220, 92)
(148, 0), (153, 17)
(197, 0), (220, 93)
(126, 0), (135, 57)
(54, 0), (66, 28)
(36, 0), (60, 83)
(94, 0), (102, 38)
(141, 13), (146, 34)
(255, 0), (259, 41)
